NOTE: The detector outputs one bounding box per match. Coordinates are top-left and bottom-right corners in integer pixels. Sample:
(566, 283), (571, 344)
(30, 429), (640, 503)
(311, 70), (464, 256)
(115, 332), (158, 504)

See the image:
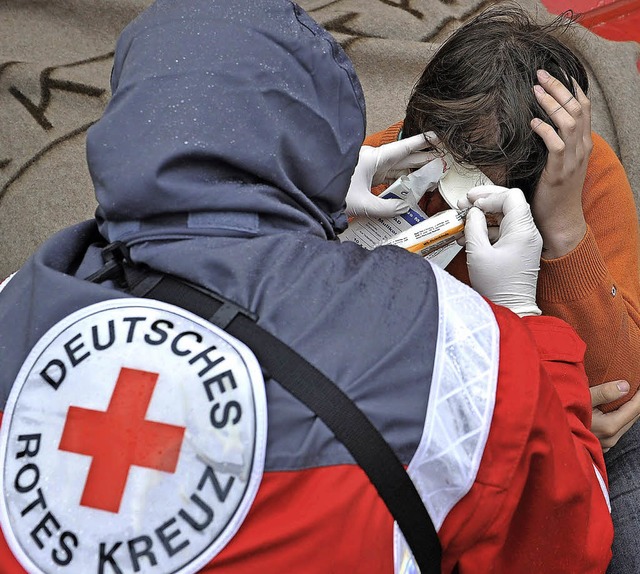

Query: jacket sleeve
(537, 133), (640, 411)
(363, 121), (403, 148)
(439, 308), (612, 574)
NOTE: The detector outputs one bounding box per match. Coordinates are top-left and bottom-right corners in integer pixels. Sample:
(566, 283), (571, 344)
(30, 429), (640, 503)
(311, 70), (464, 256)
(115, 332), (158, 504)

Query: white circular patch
(0, 299), (267, 574)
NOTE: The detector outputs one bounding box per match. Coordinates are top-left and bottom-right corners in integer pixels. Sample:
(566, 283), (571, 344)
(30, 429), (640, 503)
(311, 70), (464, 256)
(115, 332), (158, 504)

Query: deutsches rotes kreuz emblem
(0, 299), (267, 573)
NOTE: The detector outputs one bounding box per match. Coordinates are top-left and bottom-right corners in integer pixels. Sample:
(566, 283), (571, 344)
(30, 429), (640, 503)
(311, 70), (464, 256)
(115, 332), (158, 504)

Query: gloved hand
(462, 186), (543, 317)
(345, 133), (436, 219)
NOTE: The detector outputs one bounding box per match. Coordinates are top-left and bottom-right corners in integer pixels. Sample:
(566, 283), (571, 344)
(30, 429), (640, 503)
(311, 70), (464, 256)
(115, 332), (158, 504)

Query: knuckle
(546, 75), (559, 88)
(538, 122), (553, 135)
(544, 173), (562, 186)
(599, 425), (615, 441)
(601, 436), (616, 449)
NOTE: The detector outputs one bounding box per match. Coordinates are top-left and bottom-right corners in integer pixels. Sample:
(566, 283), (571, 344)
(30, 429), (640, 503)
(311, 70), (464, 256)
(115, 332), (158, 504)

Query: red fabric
(209, 466), (393, 572)
(0, 439), (394, 573)
(542, 0), (640, 43)
(440, 308), (612, 573)
(0, 314), (612, 572)
(542, 0), (640, 71)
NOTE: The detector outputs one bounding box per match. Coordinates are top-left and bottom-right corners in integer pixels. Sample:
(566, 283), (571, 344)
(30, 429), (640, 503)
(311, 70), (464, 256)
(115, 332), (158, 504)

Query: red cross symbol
(58, 367), (186, 513)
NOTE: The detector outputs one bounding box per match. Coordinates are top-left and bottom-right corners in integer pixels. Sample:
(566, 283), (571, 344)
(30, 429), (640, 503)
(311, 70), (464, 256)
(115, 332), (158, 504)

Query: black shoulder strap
(87, 250), (441, 573)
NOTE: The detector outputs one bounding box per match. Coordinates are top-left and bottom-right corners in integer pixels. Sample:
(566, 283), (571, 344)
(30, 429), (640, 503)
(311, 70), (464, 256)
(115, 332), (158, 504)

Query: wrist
(539, 221), (587, 260)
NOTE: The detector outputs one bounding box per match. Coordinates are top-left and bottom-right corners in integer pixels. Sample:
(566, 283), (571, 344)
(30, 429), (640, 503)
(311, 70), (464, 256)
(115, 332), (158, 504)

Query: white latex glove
(345, 133), (436, 218)
(462, 186), (543, 317)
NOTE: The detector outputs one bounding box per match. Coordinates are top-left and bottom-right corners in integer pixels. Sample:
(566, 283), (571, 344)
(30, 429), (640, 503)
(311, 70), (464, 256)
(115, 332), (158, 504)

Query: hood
(87, 0), (366, 245)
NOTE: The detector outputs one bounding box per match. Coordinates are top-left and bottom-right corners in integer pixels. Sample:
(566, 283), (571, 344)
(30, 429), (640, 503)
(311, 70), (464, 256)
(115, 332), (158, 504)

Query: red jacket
(0, 297), (612, 574)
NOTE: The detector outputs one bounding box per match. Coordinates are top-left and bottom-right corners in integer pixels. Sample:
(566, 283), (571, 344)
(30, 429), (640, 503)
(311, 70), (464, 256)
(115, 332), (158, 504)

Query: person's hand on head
(345, 133), (437, 219)
(590, 380), (640, 452)
(461, 185), (543, 317)
(531, 70), (592, 259)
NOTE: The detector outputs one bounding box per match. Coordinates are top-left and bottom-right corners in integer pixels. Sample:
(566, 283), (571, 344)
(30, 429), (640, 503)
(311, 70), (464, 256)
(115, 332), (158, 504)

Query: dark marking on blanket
(377, 0), (425, 20)
(421, 0), (498, 42)
(1, 122), (96, 198)
(0, 53), (113, 199)
(322, 12), (382, 51)
(4, 54), (111, 131)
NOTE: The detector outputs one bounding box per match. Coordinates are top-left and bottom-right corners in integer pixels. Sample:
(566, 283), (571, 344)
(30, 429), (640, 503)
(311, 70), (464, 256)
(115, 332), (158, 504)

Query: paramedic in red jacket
(0, 0), (612, 572)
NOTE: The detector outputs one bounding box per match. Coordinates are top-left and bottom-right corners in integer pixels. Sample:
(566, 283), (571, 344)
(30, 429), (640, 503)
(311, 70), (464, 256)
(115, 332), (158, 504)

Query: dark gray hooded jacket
(0, 0), (441, 466)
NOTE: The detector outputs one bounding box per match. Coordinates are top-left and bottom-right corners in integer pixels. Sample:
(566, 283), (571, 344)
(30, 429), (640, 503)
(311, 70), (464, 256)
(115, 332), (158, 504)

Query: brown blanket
(1, 0), (639, 279)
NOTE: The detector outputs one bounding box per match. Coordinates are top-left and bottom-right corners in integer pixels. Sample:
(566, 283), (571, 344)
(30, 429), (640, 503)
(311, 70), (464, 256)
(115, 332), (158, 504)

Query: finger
(531, 118), (565, 175)
(458, 196), (501, 242)
(365, 196), (410, 218)
(595, 410), (640, 450)
(612, 415), (640, 448)
(574, 81), (592, 140)
(607, 395), (640, 431)
(572, 78), (593, 151)
(537, 69), (573, 101)
(463, 207), (491, 249)
(465, 184), (510, 203)
(590, 380), (630, 408)
(370, 135), (432, 186)
(536, 69), (583, 129)
(391, 151), (442, 173)
(381, 133), (431, 161)
(533, 93), (578, 160)
(573, 79), (590, 110)
(533, 85), (575, 138)
(422, 131), (441, 146)
(378, 169), (411, 186)
(469, 187), (527, 215)
(593, 391), (640, 449)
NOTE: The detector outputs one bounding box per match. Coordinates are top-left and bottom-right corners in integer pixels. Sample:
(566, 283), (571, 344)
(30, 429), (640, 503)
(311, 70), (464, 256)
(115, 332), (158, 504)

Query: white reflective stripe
(394, 264), (500, 573)
(593, 463), (611, 512)
(0, 272), (16, 294)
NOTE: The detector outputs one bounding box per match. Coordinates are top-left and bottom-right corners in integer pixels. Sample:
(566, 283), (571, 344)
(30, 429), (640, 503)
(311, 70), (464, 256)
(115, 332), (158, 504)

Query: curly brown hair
(403, 4), (589, 200)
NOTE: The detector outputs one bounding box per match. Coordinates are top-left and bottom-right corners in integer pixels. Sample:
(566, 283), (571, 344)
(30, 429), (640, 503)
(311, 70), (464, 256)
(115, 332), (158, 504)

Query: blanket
(1, 0), (639, 279)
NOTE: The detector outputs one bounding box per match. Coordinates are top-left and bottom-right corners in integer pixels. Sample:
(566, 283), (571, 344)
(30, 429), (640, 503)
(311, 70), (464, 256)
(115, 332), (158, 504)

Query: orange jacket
(365, 123), (640, 411)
